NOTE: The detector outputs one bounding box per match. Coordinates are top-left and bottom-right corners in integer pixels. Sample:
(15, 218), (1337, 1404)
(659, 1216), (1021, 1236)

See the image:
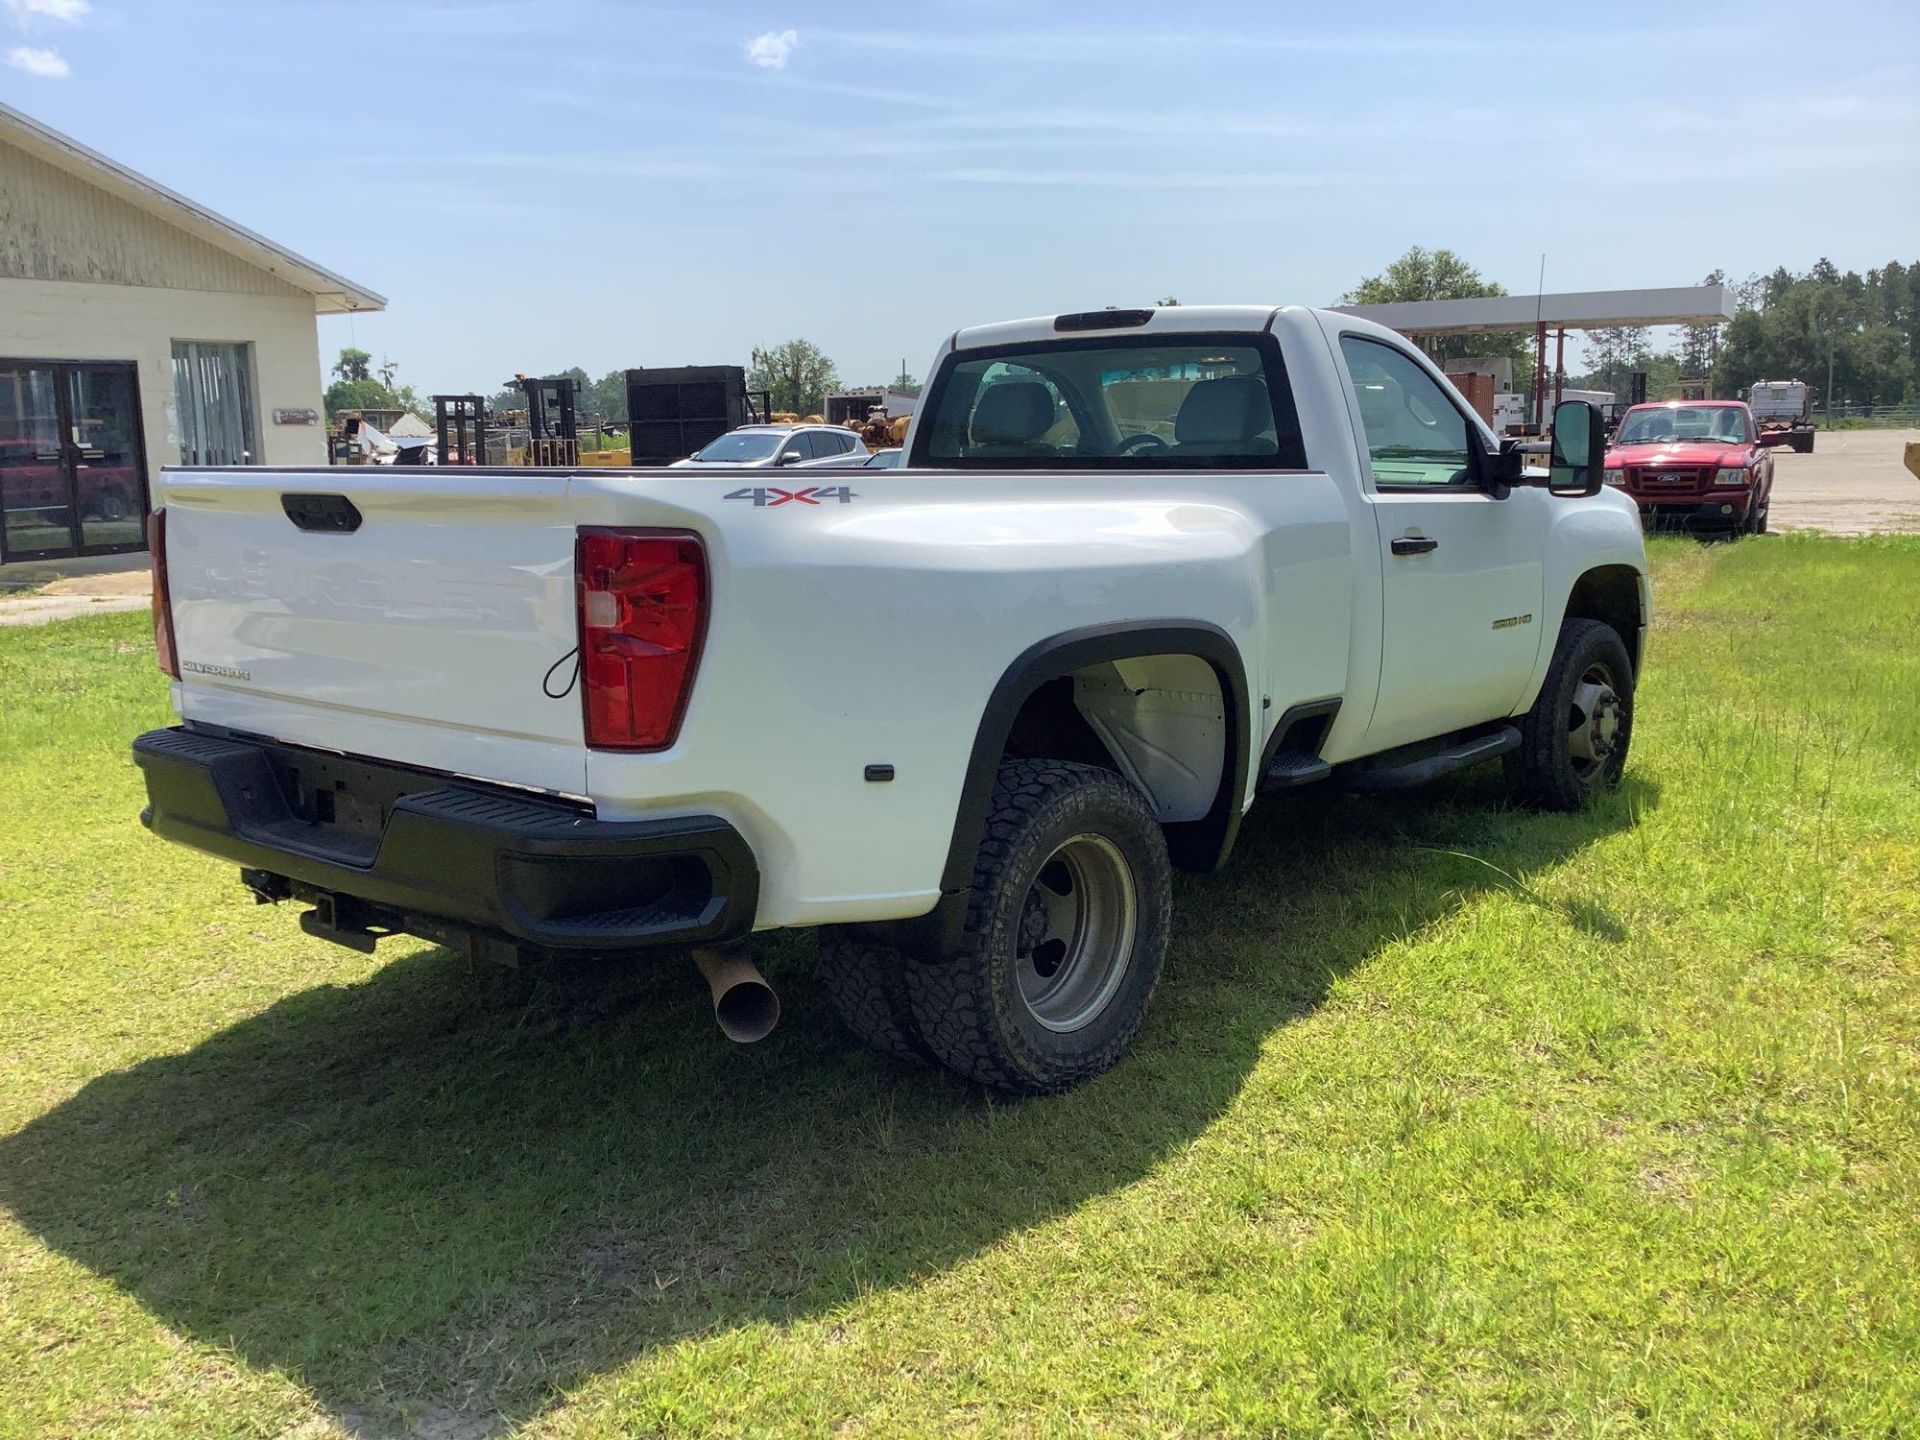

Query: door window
(1339, 337), (1473, 488)
(172, 340), (258, 465)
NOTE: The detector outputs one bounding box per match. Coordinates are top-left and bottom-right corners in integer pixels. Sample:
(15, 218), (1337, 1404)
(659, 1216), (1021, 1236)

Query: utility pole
(1813, 296), (1840, 430)
(1825, 334), (1837, 431)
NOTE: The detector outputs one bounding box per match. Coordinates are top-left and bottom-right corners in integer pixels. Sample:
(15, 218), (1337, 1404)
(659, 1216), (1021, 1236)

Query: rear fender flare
(910, 620), (1251, 957)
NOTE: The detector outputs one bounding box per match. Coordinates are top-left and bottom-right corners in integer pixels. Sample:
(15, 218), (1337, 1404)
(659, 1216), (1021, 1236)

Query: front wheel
(905, 760), (1172, 1095)
(1503, 619), (1634, 811)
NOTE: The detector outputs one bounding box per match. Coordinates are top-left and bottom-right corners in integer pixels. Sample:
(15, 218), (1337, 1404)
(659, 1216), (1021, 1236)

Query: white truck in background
(134, 304), (1650, 1095)
(1745, 379), (1816, 453)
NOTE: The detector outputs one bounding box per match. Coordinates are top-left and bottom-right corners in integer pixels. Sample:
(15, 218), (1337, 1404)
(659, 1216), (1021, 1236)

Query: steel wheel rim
(1567, 662), (1623, 779)
(1015, 833), (1138, 1033)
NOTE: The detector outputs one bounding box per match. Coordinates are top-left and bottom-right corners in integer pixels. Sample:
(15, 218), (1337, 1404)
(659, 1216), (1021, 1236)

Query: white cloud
(743, 28), (797, 70)
(6, 44), (69, 76)
(931, 166), (1441, 191)
(5, 0), (91, 25)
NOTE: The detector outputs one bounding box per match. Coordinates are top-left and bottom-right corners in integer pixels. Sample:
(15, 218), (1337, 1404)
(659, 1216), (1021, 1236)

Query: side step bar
(1261, 749), (1333, 791)
(1343, 725), (1521, 793)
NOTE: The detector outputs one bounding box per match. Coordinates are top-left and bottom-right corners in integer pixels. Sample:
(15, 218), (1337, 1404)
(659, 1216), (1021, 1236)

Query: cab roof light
(1054, 308), (1155, 332)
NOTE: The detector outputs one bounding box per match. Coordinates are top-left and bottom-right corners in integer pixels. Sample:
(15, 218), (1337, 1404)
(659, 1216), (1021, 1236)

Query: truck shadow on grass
(0, 772), (1648, 1437)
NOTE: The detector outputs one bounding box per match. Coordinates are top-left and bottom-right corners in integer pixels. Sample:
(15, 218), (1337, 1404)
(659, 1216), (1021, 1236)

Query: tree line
(1346, 248), (1920, 410)
(1669, 262), (1910, 409)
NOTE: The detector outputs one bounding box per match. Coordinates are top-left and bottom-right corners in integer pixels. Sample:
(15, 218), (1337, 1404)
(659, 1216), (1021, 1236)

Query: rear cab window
(913, 333), (1307, 469)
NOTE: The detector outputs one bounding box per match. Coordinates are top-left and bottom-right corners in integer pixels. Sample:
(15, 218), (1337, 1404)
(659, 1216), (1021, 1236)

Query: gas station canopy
(1331, 285), (1736, 337)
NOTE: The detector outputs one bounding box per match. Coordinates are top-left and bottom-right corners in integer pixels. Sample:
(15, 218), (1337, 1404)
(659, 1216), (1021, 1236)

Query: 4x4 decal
(723, 485), (856, 508)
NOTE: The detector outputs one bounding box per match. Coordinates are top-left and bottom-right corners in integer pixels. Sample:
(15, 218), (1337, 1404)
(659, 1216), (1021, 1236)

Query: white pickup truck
(134, 304), (1649, 1094)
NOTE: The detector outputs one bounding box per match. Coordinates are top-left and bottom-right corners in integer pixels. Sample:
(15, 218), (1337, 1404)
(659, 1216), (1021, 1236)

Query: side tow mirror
(1549, 401), (1606, 496)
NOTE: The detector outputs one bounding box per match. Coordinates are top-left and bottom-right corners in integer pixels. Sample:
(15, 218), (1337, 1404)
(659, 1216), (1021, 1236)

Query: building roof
(0, 101), (385, 315)
(1330, 286), (1735, 336)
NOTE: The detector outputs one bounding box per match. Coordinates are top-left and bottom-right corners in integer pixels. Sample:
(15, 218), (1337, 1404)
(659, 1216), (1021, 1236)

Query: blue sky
(6, 0), (1918, 392)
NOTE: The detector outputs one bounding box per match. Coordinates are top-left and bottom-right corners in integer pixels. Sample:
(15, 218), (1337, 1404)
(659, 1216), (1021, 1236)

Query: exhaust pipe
(692, 946), (781, 1044)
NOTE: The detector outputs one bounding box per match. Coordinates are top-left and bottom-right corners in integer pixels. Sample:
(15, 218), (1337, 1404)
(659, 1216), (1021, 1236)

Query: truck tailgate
(162, 468), (592, 797)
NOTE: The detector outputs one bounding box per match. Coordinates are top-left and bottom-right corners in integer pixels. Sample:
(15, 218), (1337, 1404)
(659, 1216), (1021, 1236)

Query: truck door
(1334, 334), (1547, 752)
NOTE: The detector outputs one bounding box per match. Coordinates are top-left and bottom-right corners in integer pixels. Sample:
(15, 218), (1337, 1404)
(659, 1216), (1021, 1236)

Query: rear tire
(904, 759), (1172, 1095)
(1503, 618), (1634, 811)
(817, 927), (933, 1067)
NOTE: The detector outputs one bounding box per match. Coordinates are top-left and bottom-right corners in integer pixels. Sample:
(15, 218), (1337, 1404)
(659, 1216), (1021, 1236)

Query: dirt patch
(0, 593), (150, 627)
(1637, 1163), (1696, 1202)
(0, 555), (152, 626)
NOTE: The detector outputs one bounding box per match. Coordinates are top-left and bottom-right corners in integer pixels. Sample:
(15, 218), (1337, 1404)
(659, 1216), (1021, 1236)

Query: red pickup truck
(1602, 400), (1777, 536)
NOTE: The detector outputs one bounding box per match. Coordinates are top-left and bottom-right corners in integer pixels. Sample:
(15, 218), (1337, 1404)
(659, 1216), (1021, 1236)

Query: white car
(669, 423), (868, 469)
(135, 304), (1648, 1095)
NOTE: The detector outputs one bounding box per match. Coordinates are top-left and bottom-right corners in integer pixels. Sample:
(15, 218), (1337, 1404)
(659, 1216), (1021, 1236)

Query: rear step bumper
(132, 727), (757, 953)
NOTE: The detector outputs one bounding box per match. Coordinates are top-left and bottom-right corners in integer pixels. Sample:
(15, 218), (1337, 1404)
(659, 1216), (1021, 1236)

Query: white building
(1, 101), (383, 565)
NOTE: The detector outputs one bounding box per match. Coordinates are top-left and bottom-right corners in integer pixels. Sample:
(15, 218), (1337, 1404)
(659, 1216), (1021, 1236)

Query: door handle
(1391, 535), (1439, 556)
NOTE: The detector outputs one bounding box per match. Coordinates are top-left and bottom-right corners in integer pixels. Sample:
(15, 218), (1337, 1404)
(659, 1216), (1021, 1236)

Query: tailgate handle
(282, 493), (362, 534)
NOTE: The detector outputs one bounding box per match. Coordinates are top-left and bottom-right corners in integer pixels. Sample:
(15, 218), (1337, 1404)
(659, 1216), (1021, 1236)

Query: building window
(172, 340), (258, 465)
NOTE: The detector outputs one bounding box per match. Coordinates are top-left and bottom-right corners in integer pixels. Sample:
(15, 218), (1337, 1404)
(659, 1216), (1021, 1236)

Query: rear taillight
(576, 528), (707, 751)
(149, 508), (179, 678)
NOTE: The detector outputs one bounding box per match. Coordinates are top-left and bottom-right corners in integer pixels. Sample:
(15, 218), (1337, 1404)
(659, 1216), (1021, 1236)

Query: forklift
(431, 394), (486, 466)
(433, 377), (580, 467)
(511, 374), (579, 466)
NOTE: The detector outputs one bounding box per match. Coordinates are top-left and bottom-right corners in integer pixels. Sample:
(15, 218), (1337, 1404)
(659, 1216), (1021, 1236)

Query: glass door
(66, 367), (148, 551)
(0, 363), (69, 562)
(0, 360), (149, 563)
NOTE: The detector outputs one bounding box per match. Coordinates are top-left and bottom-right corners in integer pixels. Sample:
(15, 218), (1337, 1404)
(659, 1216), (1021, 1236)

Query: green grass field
(2, 535), (1917, 1438)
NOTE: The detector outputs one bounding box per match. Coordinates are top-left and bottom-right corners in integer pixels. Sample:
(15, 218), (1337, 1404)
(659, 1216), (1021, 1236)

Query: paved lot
(0, 555), (150, 627)
(1767, 427), (1920, 535)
